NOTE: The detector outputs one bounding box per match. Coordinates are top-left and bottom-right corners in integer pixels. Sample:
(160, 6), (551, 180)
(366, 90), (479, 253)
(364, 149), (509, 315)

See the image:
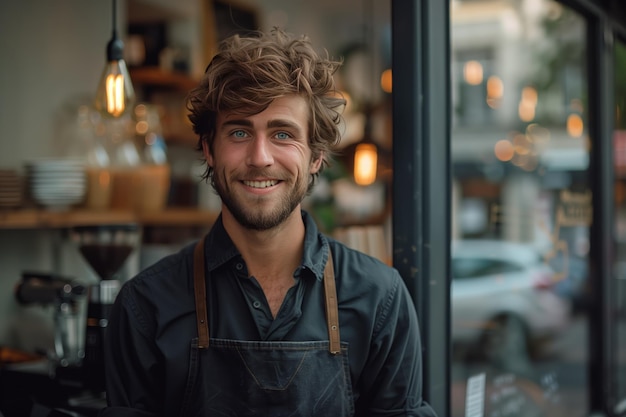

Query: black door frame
(586, 7), (615, 416)
(391, 0), (450, 416)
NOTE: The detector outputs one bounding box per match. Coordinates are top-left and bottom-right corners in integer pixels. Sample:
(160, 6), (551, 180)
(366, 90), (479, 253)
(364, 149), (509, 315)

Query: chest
(198, 268), (331, 341)
(254, 275), (296, 318)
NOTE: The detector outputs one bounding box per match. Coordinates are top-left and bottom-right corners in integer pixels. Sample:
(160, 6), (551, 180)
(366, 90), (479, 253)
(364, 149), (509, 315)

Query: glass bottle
(132, 104), (170, 212)
(105, 114), (142, 211)
(66, 105), (112, 210)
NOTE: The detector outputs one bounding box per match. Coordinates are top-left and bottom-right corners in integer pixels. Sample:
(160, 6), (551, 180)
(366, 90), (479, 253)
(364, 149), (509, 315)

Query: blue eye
(275, 132), (291, 140)
(233, 130), (247, 138)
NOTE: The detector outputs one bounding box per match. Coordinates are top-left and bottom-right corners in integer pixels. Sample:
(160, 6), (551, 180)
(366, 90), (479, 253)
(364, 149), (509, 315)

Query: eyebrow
(221, 118), (304, 133)
(221, 119), (253, 128)
(267, 119), (302, 131)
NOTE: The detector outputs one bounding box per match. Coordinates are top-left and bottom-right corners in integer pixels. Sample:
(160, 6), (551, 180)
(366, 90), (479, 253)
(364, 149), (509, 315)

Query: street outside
(451, 313), (593, 417)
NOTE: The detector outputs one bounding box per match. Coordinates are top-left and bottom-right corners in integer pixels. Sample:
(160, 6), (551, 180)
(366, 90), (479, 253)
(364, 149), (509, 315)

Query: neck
(222, 208), (305, 278)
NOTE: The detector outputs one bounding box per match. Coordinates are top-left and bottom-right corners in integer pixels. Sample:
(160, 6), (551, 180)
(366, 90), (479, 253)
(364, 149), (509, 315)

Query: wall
(0, 0), (119, 351)
(0, 0), (115, 167)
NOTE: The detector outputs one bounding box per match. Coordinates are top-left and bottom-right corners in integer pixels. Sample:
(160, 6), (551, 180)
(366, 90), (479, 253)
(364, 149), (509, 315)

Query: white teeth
(243, 180), (278, 188)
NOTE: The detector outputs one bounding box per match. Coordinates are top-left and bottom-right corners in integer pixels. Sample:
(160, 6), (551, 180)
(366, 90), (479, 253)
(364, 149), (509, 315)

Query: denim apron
(178, 238), (354, 417)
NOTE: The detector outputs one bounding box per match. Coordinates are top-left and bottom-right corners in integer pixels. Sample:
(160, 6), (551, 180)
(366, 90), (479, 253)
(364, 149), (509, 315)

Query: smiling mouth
(243, 180), (278, 189)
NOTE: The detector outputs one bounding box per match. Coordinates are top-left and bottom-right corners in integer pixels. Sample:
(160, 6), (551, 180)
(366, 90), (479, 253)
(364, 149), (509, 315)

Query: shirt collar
(204, 210), (329, 282)
(300, 210), (329, 282)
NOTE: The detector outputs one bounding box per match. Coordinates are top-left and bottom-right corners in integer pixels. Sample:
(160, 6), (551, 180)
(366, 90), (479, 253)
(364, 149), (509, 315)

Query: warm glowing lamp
(94, 0), (135, 118)
(380, 69), (392, 93)
(464, 60), (483, 85)
(354, 142), (378, 186)
(352, 110), (379, 186)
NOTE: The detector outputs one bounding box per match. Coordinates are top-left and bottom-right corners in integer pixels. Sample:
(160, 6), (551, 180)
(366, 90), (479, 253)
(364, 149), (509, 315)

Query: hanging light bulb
(351, 0), (380, 187)
(94, 0), (135, 118)
(354, 142), (378, 186)
(353, 111), (378, 186)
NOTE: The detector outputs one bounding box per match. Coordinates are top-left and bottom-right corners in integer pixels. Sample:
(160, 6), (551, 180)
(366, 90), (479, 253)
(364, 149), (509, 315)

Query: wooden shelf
(129, 67), (199, 91)
(0, 208), (218, 230)
(129, 66), (199, 147)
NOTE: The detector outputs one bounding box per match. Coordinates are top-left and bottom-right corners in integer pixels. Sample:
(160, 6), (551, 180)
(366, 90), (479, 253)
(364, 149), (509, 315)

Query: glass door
(450, 1), (590, 416)
(611, 36), (626, 417)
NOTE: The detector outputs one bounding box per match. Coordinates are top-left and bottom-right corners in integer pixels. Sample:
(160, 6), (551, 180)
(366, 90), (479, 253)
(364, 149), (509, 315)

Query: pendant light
(353, 109), (378, 186)
(94, 0), (135, 118)
(353, 0), (378, 186)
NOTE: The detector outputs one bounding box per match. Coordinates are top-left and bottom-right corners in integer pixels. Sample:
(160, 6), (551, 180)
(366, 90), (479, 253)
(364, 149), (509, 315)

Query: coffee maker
(70, 223), (139, 393)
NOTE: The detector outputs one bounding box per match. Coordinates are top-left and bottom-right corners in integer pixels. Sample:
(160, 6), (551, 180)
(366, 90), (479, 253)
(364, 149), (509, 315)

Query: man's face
(204, 94), (322, 231)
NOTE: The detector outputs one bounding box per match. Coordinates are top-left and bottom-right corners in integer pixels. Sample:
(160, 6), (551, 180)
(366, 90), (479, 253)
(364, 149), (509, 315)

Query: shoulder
(105, 242), (200, 375)
(117, 241), (196, 313)
(325, 237), (418, 337)
(326, 237), (404, 298)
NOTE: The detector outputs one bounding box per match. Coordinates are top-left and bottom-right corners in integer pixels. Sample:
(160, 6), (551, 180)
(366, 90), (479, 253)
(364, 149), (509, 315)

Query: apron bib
(179, 239), (354, 417)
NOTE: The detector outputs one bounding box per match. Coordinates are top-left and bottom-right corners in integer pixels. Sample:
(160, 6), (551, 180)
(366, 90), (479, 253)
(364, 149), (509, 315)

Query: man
(101, 29), (437, 417)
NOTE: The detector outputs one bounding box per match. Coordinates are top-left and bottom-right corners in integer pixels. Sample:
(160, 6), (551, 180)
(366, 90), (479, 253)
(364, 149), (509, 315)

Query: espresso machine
(15, 271), (87, 369)
(10, 223), (139, 415)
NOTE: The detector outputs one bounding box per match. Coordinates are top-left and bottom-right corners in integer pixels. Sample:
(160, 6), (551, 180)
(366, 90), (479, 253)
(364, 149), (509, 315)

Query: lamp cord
(362, 0), (375, 134)
(105, 0), (123, 61)
(111, 0), (118, 39)
(364, 0), (375, 97)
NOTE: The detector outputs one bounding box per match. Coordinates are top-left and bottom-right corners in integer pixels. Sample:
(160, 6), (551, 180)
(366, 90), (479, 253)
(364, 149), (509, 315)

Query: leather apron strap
(323, 254), (341, 354)
(192, 238), (340, 354)
(193, 239), (210, 348)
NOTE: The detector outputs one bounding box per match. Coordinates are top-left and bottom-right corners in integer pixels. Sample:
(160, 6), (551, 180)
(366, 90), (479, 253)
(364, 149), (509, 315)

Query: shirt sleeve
(100, 283), (163, 417)
(356, 272), (439, 417)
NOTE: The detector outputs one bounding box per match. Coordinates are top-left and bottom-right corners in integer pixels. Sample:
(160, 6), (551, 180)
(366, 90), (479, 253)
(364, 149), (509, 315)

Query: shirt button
(236, 263), (243, 270)
(252, 300), (262, 309)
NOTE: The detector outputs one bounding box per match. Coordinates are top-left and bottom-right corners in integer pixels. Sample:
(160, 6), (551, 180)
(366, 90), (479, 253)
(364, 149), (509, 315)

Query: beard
(212, 167), (309, 231)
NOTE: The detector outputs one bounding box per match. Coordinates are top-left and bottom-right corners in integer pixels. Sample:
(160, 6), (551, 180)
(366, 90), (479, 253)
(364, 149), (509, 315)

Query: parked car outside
(451, 239), (572, 364)
(547, 251), (589, 312)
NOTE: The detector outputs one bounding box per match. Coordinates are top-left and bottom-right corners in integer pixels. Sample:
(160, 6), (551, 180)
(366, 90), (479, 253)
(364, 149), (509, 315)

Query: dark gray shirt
(102, 211), (437, 417)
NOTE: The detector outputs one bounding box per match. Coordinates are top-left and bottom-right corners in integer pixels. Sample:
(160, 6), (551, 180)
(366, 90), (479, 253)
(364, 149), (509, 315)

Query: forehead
(219, 95), (310, 127)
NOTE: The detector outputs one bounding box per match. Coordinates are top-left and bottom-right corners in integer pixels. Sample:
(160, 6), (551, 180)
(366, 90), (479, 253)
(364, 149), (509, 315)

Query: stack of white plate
(0, 169), (23, 209)
(25, 158), (86, 210)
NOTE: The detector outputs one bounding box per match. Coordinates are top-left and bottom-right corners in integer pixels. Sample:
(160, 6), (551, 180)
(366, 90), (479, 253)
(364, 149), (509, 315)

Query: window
(450, 1), (590, 415)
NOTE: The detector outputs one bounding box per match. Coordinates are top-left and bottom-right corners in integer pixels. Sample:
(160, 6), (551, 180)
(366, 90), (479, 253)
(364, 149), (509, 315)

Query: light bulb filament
(106, 73), (125, 117)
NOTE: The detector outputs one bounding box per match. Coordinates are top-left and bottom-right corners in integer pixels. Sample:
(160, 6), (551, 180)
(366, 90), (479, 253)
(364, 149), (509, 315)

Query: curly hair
(186, 28), (346, 190)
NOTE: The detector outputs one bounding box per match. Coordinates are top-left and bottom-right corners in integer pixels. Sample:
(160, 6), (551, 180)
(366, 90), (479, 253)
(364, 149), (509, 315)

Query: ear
(310, 151), (324, 174)
(202, 141), (214, 167)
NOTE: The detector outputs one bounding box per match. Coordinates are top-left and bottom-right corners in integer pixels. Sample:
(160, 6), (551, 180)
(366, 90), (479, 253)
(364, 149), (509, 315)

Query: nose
(246, 135), (274, 167)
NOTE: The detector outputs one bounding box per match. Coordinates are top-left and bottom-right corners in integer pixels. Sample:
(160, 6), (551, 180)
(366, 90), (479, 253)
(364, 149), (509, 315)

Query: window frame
(390, 0), (626, 416)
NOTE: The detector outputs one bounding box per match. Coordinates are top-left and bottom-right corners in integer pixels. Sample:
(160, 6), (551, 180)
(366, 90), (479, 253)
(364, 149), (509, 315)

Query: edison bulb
(95, 59), (135, 118)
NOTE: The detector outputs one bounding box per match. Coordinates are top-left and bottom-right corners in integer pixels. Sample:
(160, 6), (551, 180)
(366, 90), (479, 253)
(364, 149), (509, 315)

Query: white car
(451, 239), (572, 362)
